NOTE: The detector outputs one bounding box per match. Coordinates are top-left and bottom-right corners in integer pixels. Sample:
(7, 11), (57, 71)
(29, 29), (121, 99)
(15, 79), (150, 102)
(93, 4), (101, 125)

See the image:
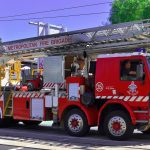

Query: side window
(120, 59), (144, 81)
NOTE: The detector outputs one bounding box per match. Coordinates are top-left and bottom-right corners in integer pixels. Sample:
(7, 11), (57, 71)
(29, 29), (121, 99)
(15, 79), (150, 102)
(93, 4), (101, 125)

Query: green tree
(109, 0), (150, 24)
(143, 0), (150, 19)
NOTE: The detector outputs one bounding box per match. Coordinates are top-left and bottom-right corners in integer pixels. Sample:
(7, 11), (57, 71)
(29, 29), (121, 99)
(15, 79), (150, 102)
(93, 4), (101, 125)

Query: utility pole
(29, 21), (67, 73)
(29, 22), (67, 126)
(0, 38), (5, 92)
(0, 38), (4, 53)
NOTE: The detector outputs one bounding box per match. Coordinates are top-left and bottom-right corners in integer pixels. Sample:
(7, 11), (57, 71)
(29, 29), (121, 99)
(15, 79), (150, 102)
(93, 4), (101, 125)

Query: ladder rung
(4, 114), (12, 117)
(136, 120), (148, 123)
(134, 110), (148, 113)
(7, 107), (12, 109)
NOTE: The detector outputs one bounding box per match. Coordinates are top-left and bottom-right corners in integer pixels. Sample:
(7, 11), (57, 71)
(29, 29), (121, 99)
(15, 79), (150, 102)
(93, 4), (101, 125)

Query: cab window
(120, 59), (144, 81)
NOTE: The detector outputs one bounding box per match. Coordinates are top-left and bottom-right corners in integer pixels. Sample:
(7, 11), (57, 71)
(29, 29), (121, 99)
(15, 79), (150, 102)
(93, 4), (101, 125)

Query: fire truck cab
(60, 52), (150, 140)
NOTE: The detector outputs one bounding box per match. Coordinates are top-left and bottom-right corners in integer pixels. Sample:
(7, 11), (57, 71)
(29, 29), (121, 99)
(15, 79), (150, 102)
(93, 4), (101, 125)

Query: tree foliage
(109, 0), (150, 24)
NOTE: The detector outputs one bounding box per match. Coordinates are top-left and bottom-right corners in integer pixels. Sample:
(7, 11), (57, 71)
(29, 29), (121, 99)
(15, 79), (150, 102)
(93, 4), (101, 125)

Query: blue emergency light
(136, 48), (146, 53)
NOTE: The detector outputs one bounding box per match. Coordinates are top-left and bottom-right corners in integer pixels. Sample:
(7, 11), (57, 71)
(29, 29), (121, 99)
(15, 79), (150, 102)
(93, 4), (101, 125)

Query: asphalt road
(0, 145), (37, 150)
(0, 122), (150, 150)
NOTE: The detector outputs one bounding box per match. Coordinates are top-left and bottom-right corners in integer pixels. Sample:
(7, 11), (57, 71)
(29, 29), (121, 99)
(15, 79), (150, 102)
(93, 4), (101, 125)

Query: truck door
(118, 58), (149, 107)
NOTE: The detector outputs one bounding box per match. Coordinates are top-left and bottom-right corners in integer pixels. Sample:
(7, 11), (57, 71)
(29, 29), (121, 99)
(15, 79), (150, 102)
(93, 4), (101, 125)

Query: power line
(0, 12), (111, 22)
(0, 1), (112, 19)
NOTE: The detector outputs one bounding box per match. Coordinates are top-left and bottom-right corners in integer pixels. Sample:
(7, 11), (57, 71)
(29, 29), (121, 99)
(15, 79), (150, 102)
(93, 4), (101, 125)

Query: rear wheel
(104, 110), (134, 140)
(64, 109), (90, 136)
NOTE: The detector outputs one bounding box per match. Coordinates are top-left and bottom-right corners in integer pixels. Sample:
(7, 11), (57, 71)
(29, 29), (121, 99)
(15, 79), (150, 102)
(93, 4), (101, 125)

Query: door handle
(26, 101), (29, 109)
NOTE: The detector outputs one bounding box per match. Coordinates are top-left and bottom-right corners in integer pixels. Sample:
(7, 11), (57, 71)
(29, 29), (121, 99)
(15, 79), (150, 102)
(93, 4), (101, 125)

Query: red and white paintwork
(96, 96), (149, 102)
(43, 82), (65, 89)
(59, 54), (150, 129)
(0, 53), (150, 140)
(13, 92), (45, 98)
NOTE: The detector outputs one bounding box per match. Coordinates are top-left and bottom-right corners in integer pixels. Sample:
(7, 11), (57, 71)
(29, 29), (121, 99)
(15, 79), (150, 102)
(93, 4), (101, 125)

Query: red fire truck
(0, 20), (150, 140)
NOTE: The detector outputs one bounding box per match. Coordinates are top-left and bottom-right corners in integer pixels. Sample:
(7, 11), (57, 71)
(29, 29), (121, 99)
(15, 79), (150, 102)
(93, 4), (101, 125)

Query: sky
(0, 0), (113, 42)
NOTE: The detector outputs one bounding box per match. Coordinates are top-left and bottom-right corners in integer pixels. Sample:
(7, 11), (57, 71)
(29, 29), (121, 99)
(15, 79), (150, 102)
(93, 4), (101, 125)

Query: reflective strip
(119, 96), (124, 100)
(46, 83), (49, 87)
(27, 93), (32, 98)
(43, 83), (49, 87)
(44, 83), (49, 87)
(101, 96), (106, 99)
(44, 82), (65, 88)
(23, 92), (28, 98)
(19, 93), (24, 98)
(113, 96), (118, 99)
(96, 96), (101, 99)
(107, 96), (112, 99)
(31, 93), (36, 98)
(136, 96), (144, 102)
(94, 95), (149, 102)
(142, 96), (149, 102)
(15, 93), (19, 97)
(59, 83), (64, 88)
(35, 93), (40, 98)
(13, 92), (45, 98)
(48, 83), (51, 87)
(52, 83), (55, 87)
(124, 96), (131, 101)
(129, 96), (137, 102)
(39, 93), (44, 98)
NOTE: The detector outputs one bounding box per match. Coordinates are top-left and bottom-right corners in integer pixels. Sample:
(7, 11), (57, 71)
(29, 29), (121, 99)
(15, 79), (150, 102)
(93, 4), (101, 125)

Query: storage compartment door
(13, 97), (31, 120)
(31, 98), (44, 120)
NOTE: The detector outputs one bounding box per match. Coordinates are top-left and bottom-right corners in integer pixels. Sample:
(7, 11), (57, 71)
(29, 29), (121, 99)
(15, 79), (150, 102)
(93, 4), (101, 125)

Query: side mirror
(136, 64), (144, 80)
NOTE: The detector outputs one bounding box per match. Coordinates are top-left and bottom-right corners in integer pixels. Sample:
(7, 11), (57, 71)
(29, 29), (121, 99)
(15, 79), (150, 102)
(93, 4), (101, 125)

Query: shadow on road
(0, 123), (150, 150)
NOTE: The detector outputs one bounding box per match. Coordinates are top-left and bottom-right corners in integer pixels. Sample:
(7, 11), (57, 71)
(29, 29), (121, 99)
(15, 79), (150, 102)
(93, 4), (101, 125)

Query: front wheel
(104, 110), (134, 140)
(64, 109), (90, 137)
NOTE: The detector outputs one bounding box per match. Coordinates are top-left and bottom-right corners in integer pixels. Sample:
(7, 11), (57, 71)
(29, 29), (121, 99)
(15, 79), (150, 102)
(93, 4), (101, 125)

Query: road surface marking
(9, 147), (23, 150)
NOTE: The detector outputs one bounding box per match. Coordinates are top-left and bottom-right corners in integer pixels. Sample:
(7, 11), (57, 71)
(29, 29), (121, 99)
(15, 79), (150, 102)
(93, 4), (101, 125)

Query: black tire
(142, 129), (150, 134)
(23, 121), (41, 126)
(1, 118), (18, 127)
(64, 109), (90, 137)
(104, 110), (134, 140)
(0, 118), (5, 127)
(98, 124), (105, 136)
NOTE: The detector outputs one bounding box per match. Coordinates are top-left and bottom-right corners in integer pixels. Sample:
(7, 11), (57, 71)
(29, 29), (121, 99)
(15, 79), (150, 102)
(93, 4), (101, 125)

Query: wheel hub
(70, 118), (79, 128)
(112, 122), (121, 131)
(108, 116), (126, 136)
(68, 114), (83, 133)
